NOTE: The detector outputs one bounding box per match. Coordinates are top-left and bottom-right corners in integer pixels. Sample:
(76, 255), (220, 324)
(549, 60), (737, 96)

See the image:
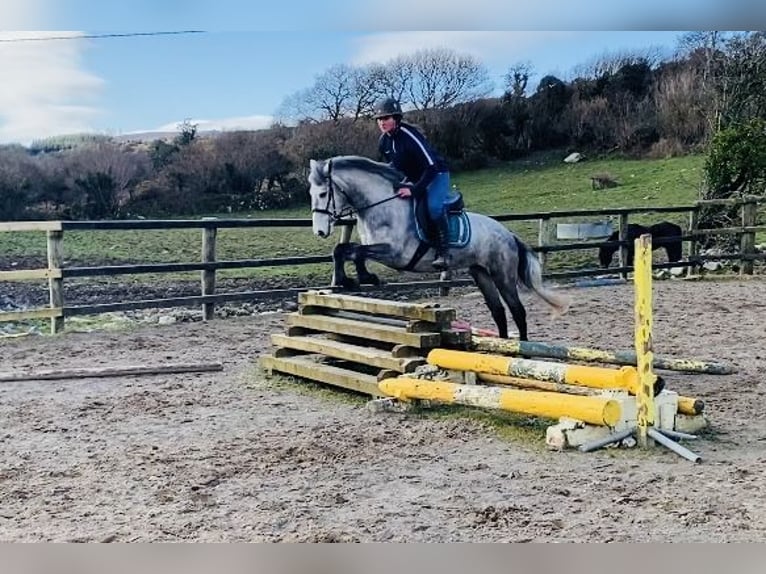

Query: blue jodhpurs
(426, 172), (451, 222)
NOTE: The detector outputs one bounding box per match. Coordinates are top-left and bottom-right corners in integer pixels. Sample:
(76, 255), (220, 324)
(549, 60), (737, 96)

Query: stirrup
(432, 253), (450, 270)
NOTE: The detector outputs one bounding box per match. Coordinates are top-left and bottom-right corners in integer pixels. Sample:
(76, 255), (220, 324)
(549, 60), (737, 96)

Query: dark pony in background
(598, 221), (684, 268)
(307, 155), (569, 340)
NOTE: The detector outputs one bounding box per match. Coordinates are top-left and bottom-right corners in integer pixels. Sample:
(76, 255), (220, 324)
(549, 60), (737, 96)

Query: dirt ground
(1, 278), (765, 542)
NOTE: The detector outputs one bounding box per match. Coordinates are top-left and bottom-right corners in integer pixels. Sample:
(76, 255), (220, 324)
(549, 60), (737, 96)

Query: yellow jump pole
(427, 348), (641, 393)
(471, 336), (735, 375)
(378, 377), (621, 427)
(476, 372), (594, 396)
(428, 348), (703, 415)
(677, 396), (705, 416)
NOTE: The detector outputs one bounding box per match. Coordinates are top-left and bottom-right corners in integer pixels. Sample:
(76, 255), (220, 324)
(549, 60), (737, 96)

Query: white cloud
(0, 30), (105, 145)
(152, 115), (274, 134)
(0, 0), (48, 28)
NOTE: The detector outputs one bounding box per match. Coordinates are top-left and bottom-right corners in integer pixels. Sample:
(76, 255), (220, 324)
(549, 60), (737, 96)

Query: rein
(312, 159), (399, 222)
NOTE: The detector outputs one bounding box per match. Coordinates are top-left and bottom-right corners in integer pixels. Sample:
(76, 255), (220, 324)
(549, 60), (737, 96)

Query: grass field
(0, 152), (709, 284)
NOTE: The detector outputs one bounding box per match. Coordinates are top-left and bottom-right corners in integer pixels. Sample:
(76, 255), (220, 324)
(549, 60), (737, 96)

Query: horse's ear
(309, 159), (317, 172)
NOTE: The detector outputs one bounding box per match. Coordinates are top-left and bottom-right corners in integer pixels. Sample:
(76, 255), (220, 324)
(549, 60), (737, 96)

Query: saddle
(413, 191), (471, 248)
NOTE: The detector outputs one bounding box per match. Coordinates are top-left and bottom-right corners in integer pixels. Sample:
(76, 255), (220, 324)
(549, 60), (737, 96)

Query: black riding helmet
(373, 97), (403, 119)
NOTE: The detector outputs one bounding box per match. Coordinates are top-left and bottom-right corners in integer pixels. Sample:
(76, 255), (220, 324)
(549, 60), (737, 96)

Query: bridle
(311, 158), (400, 223)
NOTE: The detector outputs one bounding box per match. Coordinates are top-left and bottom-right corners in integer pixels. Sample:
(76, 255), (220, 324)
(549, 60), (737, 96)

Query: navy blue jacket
(378, 121), (448, 199)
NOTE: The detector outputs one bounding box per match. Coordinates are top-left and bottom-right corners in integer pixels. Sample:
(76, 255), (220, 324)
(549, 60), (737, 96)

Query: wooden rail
(0, 198), (762, 334)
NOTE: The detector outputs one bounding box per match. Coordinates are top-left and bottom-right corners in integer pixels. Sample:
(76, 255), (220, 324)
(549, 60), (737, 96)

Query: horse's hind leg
(469, 265), (509, 338)
(492, 271), (528, 341)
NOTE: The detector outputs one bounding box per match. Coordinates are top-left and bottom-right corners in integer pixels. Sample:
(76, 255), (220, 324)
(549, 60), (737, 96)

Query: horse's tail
(515, 237), (570, 315)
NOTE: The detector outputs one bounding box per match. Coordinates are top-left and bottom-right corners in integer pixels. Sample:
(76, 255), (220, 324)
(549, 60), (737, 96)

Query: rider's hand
(397, 187), (412, 198)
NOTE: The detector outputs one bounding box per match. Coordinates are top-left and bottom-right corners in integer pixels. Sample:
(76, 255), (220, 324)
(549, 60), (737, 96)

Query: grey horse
(307, 155), (570, 340)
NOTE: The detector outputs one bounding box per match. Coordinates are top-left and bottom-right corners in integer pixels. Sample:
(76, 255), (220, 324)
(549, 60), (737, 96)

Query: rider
(374, 97), (452, 270)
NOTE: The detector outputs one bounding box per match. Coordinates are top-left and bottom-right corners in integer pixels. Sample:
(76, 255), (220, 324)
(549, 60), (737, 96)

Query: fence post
(438, 270), (451, 296)
(537, 217), (553, 275)
(740, 198), (757, 275)
(617, 213), (630, 279)
(47, 229), (65, 334)
(201, 218), (217, 320)
(687, 207), (699, 277)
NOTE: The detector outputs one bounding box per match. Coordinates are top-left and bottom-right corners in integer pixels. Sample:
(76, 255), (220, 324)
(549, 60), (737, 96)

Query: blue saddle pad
(413, 200), (471, 248)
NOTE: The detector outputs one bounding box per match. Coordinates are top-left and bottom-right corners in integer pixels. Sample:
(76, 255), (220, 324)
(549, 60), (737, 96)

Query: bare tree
(573, 47), (665, 81)
(311, 64), (358, 122)
(675, 31), (730, 133)
(503, 62), (533, 100)
(278, 64), (384, 123)
(345, 65), (384, 120)
(0, 145), (45, 219)
(404, 48), (492, 110)
(275, 88), (322, 125)
(49, 142), (150, 218)
(676, 31), (727, 59)
(502, 62), (533, 152)
(370, 57), (414, 109)
(718, 32), (766, 127)
(654, 66), (709, 145)
(277, 47), (491, 122)
(63, 141), (151, 204)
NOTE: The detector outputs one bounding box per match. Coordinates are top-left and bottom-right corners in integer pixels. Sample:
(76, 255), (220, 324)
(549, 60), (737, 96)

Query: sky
(0, 0), (760, 145)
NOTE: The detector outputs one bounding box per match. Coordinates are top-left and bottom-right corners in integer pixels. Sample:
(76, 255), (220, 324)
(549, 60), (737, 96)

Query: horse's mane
(325, 155), (404, 187)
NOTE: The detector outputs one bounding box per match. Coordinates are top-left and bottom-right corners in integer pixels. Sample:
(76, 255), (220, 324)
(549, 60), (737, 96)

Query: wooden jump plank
(301, 306), (439, 333)
(286, 312), (442, 348)
(0, 307), (63, 322)
(259, 355), (383, 396)
(270, 333), (425, 373)
(0, 221), (63, 232)
(0, 268), (62, 281)
(0, 362), (223, 382)
(298, 290), (456, 323)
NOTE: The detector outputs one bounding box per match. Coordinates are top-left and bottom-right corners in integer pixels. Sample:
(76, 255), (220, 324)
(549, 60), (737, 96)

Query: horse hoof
(359, 273), (380, 286)
(340, 277), (359, 290)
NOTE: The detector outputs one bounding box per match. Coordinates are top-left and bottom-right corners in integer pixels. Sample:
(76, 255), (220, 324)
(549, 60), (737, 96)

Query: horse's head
(308, 155), (406, 238)
(308, 158), (348, 238)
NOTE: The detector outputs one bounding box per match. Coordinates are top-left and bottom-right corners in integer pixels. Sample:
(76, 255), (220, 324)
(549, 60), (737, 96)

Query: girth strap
(402, 241), (431, 271)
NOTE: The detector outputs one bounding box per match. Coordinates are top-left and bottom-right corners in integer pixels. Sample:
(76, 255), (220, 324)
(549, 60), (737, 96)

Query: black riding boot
(432, 215), (451, 270)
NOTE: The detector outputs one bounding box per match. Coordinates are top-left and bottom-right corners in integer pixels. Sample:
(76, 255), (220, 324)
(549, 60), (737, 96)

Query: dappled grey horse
(307, 155), (570, 340)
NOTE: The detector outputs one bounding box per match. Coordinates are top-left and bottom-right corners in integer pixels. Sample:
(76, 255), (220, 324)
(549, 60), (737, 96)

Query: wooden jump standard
(576, 235), (703, 462)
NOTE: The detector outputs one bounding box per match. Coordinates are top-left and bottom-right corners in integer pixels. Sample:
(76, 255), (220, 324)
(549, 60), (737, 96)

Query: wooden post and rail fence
(1, 197), (763, 334)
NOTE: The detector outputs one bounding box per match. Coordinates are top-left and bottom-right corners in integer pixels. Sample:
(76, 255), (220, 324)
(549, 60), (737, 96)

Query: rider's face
(377, 115), (397, 134)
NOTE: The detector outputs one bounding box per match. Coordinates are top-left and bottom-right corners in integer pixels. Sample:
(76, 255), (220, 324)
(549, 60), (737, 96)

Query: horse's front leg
(332, 242), (359, 290)
(354, 244), (391, 286)
(332, 243), (391, 289)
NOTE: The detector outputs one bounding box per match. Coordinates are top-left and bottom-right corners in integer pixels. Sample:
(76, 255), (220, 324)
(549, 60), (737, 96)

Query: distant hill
(26, 129), (225, 152)
(113, 129), (224, 144)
